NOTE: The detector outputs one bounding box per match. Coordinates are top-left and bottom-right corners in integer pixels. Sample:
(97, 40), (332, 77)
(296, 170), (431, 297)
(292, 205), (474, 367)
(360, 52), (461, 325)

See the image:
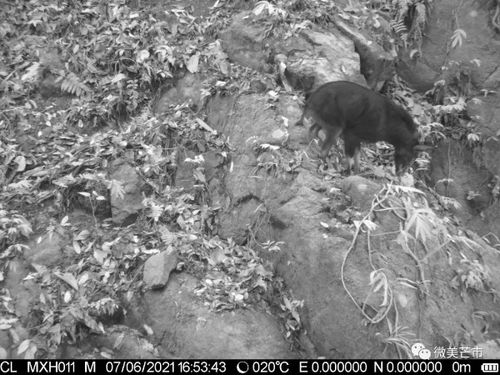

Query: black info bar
(0, 359), (496, 374)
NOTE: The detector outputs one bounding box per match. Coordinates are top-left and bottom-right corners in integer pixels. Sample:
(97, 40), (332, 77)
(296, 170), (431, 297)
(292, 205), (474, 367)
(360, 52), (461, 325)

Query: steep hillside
(1, 0), (499, 359)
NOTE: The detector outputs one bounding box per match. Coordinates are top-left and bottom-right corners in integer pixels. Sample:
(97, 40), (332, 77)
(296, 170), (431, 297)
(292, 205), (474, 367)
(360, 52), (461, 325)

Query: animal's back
(302, 80), (419, 173)
(306, 81), (416, 144)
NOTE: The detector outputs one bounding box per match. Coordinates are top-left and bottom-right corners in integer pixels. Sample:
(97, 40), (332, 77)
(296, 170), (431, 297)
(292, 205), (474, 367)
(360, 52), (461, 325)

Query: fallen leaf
(14, 156), (26, 172)
(54, 272), (79, 291)
(63, 290), (72, 303)
(144, 324), (154, 336)
(186, 52), (200, 73)
(136, 49), (150, 63)
(113, 333), (125, 349)
(17, 340), (30, 355)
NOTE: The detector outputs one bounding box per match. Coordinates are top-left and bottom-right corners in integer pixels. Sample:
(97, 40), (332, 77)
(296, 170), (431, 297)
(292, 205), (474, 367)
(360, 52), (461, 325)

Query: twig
(340, 186), (392, 324)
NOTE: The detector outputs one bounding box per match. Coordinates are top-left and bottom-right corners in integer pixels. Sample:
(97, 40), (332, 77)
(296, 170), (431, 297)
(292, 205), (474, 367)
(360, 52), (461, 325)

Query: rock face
(143, 249), (178, 290)
(154, 73), (203, 114)
(428, 140), (500, 248)
(407, 0), (500, 244)
(205, 85), (500, 357)
(110, 160), (145, 225)
(220, 11), (367, 91)
(400, 0), (499, 92)
(408, 0), (500, 145)
(195, 7), (500, 357)
(8, 1), (500, 361)
(332, 17), (397, 89)
(25, 233), (65, 267)
(140, 273), (297, 358)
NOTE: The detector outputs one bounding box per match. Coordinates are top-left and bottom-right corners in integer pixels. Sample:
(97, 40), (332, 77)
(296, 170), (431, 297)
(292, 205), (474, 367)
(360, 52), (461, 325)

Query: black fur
(298, 81), (419, 173)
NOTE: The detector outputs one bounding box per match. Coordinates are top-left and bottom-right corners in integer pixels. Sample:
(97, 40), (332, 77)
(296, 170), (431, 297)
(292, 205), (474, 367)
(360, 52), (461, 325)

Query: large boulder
(220, 11), (366, 91)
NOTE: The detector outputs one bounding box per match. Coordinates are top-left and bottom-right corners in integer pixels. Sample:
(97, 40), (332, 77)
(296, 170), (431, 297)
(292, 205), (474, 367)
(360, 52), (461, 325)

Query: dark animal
(298, 81), (421, 174)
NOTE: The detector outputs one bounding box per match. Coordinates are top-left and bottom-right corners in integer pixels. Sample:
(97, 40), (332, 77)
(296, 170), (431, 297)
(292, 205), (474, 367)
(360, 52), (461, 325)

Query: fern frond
(61, 73), (90, 97)
(392, 19), (408, 34)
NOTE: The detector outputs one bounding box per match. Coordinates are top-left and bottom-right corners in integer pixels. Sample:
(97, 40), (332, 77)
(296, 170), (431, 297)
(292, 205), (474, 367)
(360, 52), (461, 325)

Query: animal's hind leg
(352, 148), (361, 173)
(344, 133), (361, 174)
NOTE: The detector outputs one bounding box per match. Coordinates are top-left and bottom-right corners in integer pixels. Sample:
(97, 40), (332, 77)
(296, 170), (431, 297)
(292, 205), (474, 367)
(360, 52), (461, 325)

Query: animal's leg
(394, 147), (413, 175)
(308, 123), (321, 141)
(344, 133), (361, 174)
(320, 125), (343, 160)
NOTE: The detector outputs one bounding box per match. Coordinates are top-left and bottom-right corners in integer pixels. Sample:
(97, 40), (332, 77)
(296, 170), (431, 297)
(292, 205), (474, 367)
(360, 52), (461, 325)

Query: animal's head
(395, 147), (415, 173)
(394, 108), (421, 173)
